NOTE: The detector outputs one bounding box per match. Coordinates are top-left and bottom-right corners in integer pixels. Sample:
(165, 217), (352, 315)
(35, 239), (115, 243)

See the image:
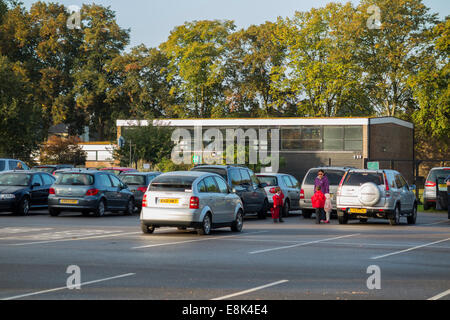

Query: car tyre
(407, 204), (417, 225)
(141, 223), (155, 234)
(257, 199), (268, 220)
(338, 211), (348, 224)
(282, 200), (290, 217)
(423, 202), (430, 211)
(94, 199), (106, 217)
(16, 197), (30, 216)
(49, 208), (61, 217)
(197, 214), (212, 235)
(231, 210), (244, 232)
(124, 198), (134, 216)
(389, 206), (401, 226)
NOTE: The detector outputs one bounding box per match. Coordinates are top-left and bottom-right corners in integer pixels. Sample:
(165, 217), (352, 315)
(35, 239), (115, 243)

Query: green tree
(160, 20), (235, 118)
(39, 135), (87, 165)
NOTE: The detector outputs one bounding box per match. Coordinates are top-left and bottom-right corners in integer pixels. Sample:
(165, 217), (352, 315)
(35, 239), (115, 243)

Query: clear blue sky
(20, 0), (449, 50)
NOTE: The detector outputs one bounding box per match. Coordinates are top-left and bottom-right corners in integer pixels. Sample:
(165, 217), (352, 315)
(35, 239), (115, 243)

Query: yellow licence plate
(349, 208), (367, 214)
(159, 198), (179, 204)
(439, 184), (447, 190)
(60, 199), (78, 204)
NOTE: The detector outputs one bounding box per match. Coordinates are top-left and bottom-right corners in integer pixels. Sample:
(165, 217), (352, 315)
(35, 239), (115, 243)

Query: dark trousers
(315, 208), (325, 223)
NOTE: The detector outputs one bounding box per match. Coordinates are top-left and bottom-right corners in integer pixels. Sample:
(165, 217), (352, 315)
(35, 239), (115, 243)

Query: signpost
(367, 161), (380, 170)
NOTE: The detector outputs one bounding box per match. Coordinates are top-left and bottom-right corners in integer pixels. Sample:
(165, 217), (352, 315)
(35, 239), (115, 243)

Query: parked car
(257, 173), (301, 217)
(31, 164), (74, 175)
(336, 169), (417, 225)
(48, 169), (135, 217)
(140, 171), (244, 235)
(299, 167), (353, 218)
(423, 167), (450, 210)
(0, 159), (30, 172)
(99, 167), (138, 176)
(120, 172), (162, 210)
(190, 165), (268, 219)
(0, 170), (56, 215)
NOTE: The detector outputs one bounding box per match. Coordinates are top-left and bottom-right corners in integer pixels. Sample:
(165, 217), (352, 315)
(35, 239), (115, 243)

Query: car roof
(192, 164), (248, 169)
(159, 171), (218, 178)
(101, 167), (136, 170)
(257, 173), (288, 176)
(120, 172), (160, 176)
(429, 167), (450, 170)
(307, 166), (355, 171)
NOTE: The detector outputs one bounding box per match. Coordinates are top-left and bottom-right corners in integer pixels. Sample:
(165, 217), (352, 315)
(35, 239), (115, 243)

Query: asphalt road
(0, 209), (449, 301)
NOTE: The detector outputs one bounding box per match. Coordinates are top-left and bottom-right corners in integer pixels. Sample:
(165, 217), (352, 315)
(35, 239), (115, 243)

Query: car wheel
(423, 202), (430, 211)
(257, 199), (268, 219)
(407, 204), (417, 225)
(197, 214), (212, 235)
(94, 199), (106, 217)
(389, 206), (401, 226)
(282, 200), (290, 217)
(231, 210), (243, 232)
(338, 211), (348, 224)
(16, 197), (30, 216)
(124, 198), (134, 216)
(141, 223), (155, 234)
(49, 208), (61, 217)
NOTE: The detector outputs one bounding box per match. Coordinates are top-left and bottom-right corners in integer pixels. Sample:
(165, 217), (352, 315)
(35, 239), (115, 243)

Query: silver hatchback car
(140, 171), (244, 235)
(336, 169), (417, 225)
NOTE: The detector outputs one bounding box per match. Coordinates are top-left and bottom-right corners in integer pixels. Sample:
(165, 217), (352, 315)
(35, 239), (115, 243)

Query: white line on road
(421, 220), (450, 226)
(1, 273), (136, 300)
(249, 234), (360, 254)
(211, 280), (289, 300)
(371, 237), (450, 260)
(132, 231), (268, 249)
(428, 289), (450, 300)
(8, 232), (141, 246)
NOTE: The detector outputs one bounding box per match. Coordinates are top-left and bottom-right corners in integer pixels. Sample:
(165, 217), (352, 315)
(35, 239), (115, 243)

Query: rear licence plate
(159, 198), (179, 204)
(438, 184), (447, 190)
(60, 199), (78, 204)
(349, 208), (367, 214)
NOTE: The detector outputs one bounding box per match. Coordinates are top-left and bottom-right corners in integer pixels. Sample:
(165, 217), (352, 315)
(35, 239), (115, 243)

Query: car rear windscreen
(121, 175), (146, 185)
(55, 173), (94, 186)
(191, 167), (227, 180)
(0, 173), (31, 186)
(257, 176), (278, 186)
(304, 169), (346, 185)
(344, 172), (384, 186)
(428, 169), (450, 182)
(149, 175), (197, 192)
(33, 167), (55, 173)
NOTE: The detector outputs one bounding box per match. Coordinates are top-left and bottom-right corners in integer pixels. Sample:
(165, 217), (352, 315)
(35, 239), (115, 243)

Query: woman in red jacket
(271, 187), (284, 223)
(311, 186), (326, 224)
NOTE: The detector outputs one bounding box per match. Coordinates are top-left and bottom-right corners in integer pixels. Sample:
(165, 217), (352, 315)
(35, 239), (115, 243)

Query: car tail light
(425, 181), (436, 187)
(383, 173), (390, 197)
(137, 187), (147, 193)
(337, 172), (348, 196)
(85, 189), (99, 196)
(189, 196), (199, 209)
(142, 194), (148, 207)
(300, 189), (305, 199)
(49, 188), (55, 195)
(269, 187), (276, 194)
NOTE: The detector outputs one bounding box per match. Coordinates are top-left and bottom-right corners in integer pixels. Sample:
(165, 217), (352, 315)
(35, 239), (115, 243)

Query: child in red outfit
(311, 186), (326, 224)
(271, 187), (284, 223)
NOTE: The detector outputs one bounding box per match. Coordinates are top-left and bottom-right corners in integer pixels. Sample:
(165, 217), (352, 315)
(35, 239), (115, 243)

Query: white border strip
(428, 289), (450, 301)
(211, 280), (289, 300)
(371, 237), (450, 260)
(249, 234), (360, 254)
(1, 273), (135, 300)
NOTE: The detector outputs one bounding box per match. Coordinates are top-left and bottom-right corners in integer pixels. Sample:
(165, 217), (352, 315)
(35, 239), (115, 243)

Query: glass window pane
(300, 140), (322, 151)
(302, 127), (321, 140)
(323, 139), (344, 151)
(324, 126), (344, 139)
(344, 140), (363, 151)
(345, 126), (363, 139)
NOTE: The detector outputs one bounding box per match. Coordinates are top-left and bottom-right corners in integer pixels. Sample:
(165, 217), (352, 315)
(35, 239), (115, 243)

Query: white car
(140, 171), (244, 235)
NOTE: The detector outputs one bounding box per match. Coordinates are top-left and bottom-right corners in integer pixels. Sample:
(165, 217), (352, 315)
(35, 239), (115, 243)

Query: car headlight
(0, 194), (16, 200)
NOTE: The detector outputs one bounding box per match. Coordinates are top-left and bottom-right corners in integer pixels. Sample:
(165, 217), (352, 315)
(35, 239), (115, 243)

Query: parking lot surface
(0, 210), (449, 300)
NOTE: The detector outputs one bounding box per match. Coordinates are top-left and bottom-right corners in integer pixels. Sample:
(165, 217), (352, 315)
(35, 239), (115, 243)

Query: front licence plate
(159, 198), (179, 204)
(349, 208), (367, 214)
(60, 199), (78, 204)
(438, 184), (447, 190)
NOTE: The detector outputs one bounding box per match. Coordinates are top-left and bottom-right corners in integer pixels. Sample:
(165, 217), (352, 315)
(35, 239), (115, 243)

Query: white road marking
(211, 280), (289, 300)
(428, 289), (450, 300)
(1, 273), (136, 300)
(0, 227), (53, 236)
(371, 237), (450, 260)
(8, 232), (141, 246)
(421, 220), (450, 226)
(132, 231), (267, 249)
(249, 234), (360, 254)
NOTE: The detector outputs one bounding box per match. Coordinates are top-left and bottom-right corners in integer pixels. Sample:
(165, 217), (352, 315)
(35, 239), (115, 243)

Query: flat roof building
(116, 117), (414, 183)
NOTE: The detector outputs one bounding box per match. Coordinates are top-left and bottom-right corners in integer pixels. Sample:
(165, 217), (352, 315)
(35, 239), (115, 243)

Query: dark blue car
(0, 170), (56, 215)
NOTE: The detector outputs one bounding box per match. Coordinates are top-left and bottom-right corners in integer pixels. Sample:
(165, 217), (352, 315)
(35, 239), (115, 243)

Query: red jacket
(311, 190), (325, 208)
(273, 192), (284, 207)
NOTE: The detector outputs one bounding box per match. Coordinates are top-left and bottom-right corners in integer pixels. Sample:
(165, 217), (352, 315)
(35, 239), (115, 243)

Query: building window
(344, 126), (363, 151)
(323, 126), (344, 151)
